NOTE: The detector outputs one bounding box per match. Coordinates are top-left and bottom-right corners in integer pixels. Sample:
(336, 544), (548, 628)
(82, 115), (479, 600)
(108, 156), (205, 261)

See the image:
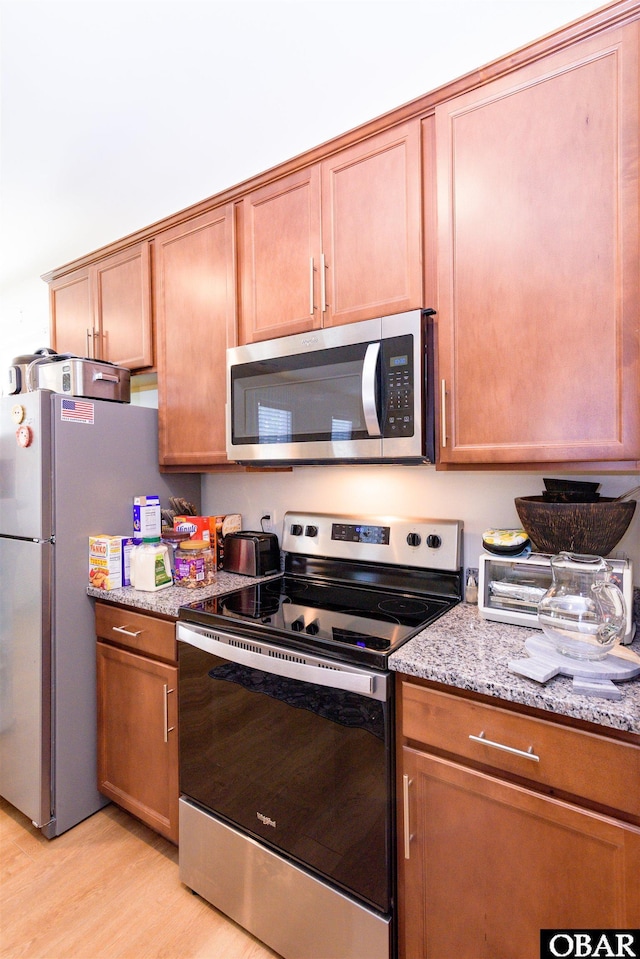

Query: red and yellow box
(173, 514), (241, 568)
(89, 535), (134, 590)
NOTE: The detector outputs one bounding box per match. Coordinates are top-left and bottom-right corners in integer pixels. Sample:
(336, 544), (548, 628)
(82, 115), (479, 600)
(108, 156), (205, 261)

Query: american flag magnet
(61, 398), (95, 424)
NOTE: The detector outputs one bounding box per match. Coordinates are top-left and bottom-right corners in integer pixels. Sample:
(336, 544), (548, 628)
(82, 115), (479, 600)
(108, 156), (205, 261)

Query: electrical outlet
(261, 509), (277, 534)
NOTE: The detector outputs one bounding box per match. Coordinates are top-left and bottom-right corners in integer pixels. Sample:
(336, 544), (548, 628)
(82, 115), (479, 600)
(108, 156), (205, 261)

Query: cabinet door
(155, 205), (238, 468)
(399, 747), (640, 959)
(239, 165), (322, 343)
(50, 268), (94, 358)
(97, 641), (179, 843)
(436, 23), (640, 465)
(95, 241), (153, 369)
(322, 120), (422, 327)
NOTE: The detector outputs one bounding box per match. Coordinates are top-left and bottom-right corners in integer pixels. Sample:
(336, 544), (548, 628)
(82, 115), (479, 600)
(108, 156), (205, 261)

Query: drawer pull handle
(163, 684), (175, 743)
(112, 625), (143, 638)
(469, 731), (540, 762)
(402, 773), (413, 860)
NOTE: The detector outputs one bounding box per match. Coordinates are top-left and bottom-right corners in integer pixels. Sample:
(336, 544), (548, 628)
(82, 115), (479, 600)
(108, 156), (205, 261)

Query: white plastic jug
(130, 539), (173, 592)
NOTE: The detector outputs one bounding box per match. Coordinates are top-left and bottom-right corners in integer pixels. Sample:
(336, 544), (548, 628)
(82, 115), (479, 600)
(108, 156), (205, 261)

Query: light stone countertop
(388, 602), (640, 734)
(87, 571), (281, 618)
(88, 579), (640, 736)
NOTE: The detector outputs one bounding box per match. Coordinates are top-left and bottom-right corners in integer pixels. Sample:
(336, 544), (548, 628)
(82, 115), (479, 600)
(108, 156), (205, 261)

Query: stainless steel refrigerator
(0, 391), (200, 837)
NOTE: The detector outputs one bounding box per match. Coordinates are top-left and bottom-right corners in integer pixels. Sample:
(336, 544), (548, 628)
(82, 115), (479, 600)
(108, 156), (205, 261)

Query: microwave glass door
(231, 342), (382, 447)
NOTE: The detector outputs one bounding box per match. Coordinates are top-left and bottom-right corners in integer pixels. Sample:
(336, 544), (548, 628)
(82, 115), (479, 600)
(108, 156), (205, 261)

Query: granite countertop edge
(389, 602), (640, 735)
(87, 570), (281, 617)
(88, 581), (640, 736)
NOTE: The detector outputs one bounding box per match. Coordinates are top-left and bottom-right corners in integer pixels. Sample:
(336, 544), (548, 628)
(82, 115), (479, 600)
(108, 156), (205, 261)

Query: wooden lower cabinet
(397, 681), (640, 959)
(96, 604), (179, 843)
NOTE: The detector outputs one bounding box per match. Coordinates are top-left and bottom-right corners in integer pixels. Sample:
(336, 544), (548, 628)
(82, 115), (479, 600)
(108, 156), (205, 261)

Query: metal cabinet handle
(111, 625), (143, 638)
(320, 253), (327, 313)
(163, 684), (175, 742)
(86, 328), (93, 358)
(440, 379), (447, 448)
(309, 257), (315, 315)
(403, 773), (413, 859)
(469, 730), (540, 762)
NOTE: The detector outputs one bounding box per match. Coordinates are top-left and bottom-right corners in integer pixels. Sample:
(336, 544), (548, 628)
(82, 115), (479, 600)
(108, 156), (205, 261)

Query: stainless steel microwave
(226, 310), (435, 465)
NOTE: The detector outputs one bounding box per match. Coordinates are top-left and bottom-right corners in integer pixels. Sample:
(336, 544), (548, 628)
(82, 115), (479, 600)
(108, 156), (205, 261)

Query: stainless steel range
(177, 511), (463, 959)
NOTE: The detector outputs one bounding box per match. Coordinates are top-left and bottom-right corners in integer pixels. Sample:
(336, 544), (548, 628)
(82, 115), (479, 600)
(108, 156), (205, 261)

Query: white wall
(202, 467), (640, 581)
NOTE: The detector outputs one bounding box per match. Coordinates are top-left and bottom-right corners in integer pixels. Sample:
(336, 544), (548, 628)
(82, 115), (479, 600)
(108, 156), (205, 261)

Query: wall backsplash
(202, 466), (640, 586)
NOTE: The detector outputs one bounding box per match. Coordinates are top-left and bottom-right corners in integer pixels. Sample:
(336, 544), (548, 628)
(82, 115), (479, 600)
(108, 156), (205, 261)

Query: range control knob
(406, 532), (421, 548)
(291, 618), (305, 632)
(306, 620), (320, 635)
(426, 534), (442, 549)
(290, 523), (303, 536)
(305, 525), (318, 538)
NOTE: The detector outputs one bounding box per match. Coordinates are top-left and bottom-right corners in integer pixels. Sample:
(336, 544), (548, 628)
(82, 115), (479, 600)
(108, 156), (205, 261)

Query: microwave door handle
(362, 342), (382, 437)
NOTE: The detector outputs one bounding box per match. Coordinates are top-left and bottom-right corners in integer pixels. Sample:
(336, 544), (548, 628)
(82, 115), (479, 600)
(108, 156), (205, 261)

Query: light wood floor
(0, 797), (281, 959)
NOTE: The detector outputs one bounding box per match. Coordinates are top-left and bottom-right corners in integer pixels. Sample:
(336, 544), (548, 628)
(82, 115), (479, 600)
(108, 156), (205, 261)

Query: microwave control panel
(382, 334), (414, 437)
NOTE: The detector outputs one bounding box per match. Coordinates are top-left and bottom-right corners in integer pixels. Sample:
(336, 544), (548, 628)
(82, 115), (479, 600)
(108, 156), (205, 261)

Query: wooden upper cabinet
(321, 121), (422, 328)
(436, 21), (640, 466)
(94, 244), (153, 368)
(50, 268), (93, 358)
(50, 241), (153, 370)
(239, 120), (423, 343)
(154, 205), (238, 469)
(239, 166), (322, 343)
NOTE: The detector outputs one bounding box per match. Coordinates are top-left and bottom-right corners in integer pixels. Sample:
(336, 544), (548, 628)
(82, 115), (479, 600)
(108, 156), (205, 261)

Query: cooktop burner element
(179, 511), (463, 668)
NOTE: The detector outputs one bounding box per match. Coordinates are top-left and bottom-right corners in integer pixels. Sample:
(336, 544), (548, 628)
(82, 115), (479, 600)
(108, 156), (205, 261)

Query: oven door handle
(177, 623), (384, 699)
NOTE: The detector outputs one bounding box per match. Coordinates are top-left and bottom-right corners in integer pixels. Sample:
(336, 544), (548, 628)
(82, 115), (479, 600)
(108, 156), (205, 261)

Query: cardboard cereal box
(89, 535), (134, 590)
(173, 514), (241, 568)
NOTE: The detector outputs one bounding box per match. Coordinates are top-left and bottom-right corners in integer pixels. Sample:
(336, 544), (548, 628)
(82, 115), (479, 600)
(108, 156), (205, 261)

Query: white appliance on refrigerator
(0, 391), (200, 837)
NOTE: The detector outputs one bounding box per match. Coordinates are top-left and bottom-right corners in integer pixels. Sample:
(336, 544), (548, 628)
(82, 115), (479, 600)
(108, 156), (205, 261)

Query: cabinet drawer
(95, 602), (176, 662)
(401, 681), (640, 821)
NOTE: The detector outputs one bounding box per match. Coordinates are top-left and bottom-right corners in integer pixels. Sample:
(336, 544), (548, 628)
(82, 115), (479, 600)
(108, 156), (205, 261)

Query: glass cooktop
(178, 574), (455, 667)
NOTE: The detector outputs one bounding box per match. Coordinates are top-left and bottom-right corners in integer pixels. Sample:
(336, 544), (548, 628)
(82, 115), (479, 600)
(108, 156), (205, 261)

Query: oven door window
(179, 642), (392, 913)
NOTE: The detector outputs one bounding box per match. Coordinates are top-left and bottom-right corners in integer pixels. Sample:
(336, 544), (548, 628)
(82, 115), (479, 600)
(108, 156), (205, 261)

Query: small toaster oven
(478, 551), (635, 645)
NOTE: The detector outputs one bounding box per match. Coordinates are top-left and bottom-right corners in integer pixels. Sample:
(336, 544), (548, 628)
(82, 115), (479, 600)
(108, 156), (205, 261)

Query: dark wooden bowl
(514, 496), (636, 556)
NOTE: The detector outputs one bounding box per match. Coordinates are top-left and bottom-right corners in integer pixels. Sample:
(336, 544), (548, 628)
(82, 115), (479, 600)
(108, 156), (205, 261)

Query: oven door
(177, 622), (393, 914)
(226, 311), (427, 464)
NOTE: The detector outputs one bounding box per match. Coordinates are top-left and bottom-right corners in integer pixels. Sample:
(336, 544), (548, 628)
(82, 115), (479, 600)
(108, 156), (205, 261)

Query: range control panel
(332, 523), (391, 546)
(283, 511), (463, 573)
